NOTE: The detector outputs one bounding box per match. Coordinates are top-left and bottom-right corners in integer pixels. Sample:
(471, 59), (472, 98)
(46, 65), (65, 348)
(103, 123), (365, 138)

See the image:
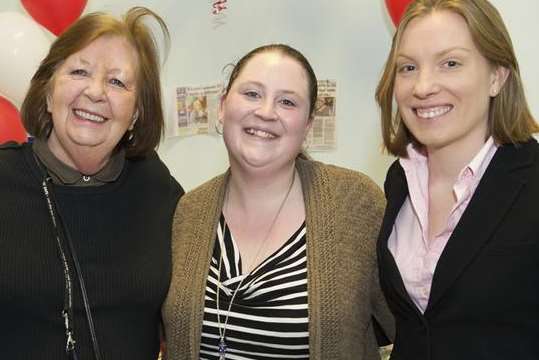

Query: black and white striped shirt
(200, 214), (309, 359)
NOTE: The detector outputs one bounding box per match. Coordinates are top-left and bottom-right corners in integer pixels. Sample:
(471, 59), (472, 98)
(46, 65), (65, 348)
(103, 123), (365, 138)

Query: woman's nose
(413, 69), (440, 99)
(84, 77), (106, 102)
(254, 99), (277, 121)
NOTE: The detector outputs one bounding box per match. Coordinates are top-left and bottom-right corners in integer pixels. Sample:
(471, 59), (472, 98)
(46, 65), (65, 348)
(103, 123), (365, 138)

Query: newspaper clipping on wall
(168, 84), (222, 138)
(168, 80), (337, 152)
(306, 79), (337, 151)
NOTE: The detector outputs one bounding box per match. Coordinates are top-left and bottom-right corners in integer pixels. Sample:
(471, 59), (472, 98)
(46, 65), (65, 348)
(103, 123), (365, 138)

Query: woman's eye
(70, 69), (88, 76)
(110, 78), (126, 88)
(243, 90), (260, 98)
(280, 98), (296, 107)
(398, 64), (416, 73)
(443, 60), (461, 69)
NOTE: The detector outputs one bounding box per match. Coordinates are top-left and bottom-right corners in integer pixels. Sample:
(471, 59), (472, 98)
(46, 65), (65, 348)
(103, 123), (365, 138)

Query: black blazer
(377, 140), (539, 360)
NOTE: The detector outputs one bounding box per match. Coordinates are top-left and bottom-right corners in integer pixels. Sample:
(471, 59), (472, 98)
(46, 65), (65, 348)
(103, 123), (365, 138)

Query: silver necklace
(215, 171), (296, 359)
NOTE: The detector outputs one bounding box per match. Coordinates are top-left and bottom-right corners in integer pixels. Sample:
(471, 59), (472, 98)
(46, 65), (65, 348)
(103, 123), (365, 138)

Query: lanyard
(39, 170), (102, 360)
(41, 178), (77, 355)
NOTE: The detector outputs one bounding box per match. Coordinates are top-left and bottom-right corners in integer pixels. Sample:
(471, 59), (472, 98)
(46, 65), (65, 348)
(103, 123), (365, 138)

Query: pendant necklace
(215, 170), (296, 359)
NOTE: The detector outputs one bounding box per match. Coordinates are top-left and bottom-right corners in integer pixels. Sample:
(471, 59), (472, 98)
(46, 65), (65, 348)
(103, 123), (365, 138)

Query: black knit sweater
(0, 143), (183, 359)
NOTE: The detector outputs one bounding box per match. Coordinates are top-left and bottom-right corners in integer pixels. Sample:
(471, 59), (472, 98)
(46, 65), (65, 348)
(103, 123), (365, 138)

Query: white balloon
(0, 11), (51, 108)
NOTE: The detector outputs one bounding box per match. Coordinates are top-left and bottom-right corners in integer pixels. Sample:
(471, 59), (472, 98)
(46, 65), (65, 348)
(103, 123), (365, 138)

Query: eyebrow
(240, 80), (303, 97)
(76, 57), (133, 77)
(397, 46), (472, 61)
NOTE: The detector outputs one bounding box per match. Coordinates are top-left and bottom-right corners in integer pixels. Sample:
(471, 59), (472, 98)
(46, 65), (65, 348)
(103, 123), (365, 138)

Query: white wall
(2, 0), (538, 190)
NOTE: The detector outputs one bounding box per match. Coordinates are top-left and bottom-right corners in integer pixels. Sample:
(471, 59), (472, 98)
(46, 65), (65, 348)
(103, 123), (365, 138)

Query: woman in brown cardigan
(163, 44), (394, 359)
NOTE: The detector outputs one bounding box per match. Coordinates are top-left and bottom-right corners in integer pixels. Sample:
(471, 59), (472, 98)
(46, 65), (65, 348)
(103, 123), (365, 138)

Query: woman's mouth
(244, 127), (277, 139)
(73, 109), (107, 123)
(414, 105), (453, 119)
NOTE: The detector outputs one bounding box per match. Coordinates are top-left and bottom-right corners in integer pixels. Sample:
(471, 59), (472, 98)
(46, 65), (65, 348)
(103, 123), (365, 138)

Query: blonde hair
(375, 0), (538, 157)
(21, 7), (170, 157)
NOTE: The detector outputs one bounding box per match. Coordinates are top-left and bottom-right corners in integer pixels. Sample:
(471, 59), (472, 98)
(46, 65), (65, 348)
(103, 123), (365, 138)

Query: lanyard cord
(41, 176), (103, 360)
(41, 178), (76, 354)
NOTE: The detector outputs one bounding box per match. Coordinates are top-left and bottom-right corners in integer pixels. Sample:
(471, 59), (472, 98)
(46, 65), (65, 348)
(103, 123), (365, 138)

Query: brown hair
(224, 44), (318, 118)
(375, 0), (538, 157)
(21, 7), (170, 158)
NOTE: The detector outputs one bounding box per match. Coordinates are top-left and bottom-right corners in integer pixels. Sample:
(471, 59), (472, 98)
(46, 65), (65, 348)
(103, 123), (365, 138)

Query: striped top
(200, 214), (309, 359)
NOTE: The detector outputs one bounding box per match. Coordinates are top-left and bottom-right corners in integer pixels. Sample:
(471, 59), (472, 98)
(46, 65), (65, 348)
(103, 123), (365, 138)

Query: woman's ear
(490, 65), (509, 97)
(46, 77), (56, 113)
(218, 94), (226, 126)
(304, 115), (314, 141)
(46, 92), (52, 113)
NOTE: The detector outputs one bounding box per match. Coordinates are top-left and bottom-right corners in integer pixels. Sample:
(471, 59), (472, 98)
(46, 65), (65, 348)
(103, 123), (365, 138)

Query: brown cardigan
(162, 159), (394, 359)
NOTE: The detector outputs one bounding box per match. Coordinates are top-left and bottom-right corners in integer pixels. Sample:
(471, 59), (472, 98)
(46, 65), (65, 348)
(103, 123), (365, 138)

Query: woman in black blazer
(375, 1), (539, 359)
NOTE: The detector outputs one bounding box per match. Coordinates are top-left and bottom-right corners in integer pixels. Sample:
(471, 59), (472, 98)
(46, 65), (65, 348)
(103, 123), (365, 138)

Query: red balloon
(385, 0), (413, 26)
(21, 0), (87, 36)
(0, 96), (27, 144)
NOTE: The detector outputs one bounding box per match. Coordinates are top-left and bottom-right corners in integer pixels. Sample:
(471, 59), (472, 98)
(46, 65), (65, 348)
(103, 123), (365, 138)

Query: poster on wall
(167, 80), (337, 153)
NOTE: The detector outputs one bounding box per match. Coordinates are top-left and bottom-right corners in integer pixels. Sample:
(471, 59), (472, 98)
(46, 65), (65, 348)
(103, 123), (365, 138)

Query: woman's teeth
(416, 106), (452, 119)
(245, 128), (276, 139)
(74, 109), (106, 123)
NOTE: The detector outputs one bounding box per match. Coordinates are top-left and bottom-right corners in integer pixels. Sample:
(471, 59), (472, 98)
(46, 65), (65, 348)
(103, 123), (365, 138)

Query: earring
(215, 121), (223, 135)
(490, 85), (501, 97)
(129, 113), (138, 131)
(127, 115), (137, 141)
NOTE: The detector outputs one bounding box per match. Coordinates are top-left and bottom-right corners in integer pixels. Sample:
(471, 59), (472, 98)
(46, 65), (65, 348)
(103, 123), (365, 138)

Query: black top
(0, 143), (183, 360)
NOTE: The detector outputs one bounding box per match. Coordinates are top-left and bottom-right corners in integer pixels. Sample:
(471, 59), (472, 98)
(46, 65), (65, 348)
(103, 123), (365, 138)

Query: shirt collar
(398, 137), (498, 241)
(32, 138), (125, 186)
(458, 136), (497, 180)
(400, 143), (427, 174)
(400, 137), (497, 179)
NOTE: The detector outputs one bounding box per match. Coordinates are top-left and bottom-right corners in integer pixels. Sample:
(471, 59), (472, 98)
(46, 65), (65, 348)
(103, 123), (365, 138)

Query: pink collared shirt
(388, 137), (498, 313)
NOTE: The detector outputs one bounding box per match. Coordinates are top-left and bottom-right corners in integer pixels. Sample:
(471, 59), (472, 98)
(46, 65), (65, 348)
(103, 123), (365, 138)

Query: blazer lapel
(378, 161), (417, 307)
(427, 141), (536, 311)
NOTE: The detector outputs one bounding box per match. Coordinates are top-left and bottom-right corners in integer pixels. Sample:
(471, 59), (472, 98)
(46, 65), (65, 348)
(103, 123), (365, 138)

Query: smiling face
(219, 51), (312, 174)
(394, 10), (506, 156)
(46, 35), (138, 172)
